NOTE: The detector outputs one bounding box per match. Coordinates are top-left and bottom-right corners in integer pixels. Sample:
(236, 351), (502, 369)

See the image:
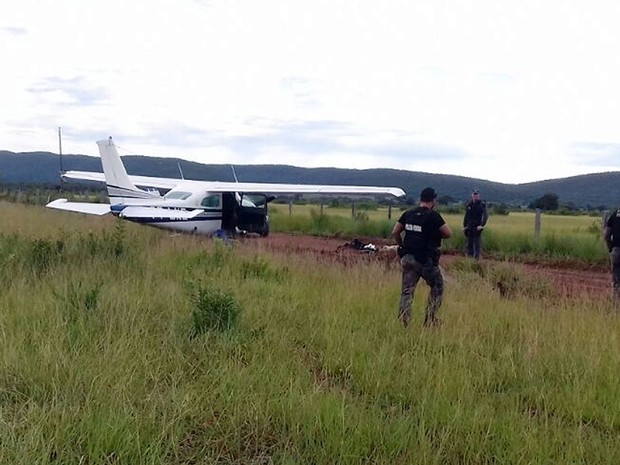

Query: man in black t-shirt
(392, 187), (452, 327)
(463, 189), (488, 259)
(604, 208), (620, 301)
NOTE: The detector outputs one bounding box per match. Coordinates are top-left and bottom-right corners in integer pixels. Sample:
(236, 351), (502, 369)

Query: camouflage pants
(399, 254), (444, 326)
(611, 247), (620, 301)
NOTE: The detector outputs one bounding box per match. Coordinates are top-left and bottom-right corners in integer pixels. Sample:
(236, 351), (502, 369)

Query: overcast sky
(1, 0), (620, 184)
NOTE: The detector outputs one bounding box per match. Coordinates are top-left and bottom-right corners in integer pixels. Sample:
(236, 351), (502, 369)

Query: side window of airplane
(164, 191), (192, 200)
(200, 194), (221, 208)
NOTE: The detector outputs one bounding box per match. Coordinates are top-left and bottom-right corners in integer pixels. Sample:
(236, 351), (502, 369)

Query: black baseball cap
(420, 187), (437, 202)
(472, 189), (480, 194)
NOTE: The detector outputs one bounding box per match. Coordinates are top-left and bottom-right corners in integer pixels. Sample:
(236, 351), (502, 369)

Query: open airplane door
(237, 193), (270, 236)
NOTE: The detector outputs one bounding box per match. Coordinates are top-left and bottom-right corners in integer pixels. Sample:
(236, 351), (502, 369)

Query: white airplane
(46, 137), (406, 236)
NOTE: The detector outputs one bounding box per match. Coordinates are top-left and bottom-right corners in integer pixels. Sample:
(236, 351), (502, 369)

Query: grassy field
(271, 203), (604, 237)
(270, 205), (608, 265)
(0, 202), (619, 464)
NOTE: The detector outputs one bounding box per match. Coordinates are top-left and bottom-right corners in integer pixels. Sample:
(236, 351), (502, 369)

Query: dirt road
(238, 233), (612, 299)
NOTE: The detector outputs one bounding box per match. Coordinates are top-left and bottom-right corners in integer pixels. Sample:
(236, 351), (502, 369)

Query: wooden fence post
(351, 202), (356, 218)
(388, 204), (392, 220)
(534, 209), (541, 241)
(288, 201), (292, 216)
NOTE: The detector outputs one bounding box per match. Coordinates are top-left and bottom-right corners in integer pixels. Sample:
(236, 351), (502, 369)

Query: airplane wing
(196, 181), (406, 197)
(46, 199), (111, 215)
(62, 171), (406, 197)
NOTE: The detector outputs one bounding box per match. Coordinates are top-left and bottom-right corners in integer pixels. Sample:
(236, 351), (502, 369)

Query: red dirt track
(239, 233), (612, 299)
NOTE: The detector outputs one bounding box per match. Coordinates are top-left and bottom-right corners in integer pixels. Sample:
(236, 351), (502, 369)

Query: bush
(309, 209), (333, 234)
(240, 256), (287, 282)
(491, 204), (510, 216)
(64, 281), (102, 312)
(26, 238), (64, 275)
(356, 201), (379, 211)
(354, 211), (369, 222)
(190, 287), (241, 335)
(447, 258), (554, 299)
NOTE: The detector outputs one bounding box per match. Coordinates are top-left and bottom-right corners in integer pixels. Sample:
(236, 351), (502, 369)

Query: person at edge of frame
(462, 189), (488, 260)
(604, 208), (620, 302)
(391, 187), (452, 328)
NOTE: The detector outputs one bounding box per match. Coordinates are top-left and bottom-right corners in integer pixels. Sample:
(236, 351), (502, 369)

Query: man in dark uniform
(604, 208), (620, 302)
(462, 189), (488, 259)
(392, 187), (452, 327)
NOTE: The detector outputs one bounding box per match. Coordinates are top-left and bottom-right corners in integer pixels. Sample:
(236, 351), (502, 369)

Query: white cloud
(1, 0), (620, 183)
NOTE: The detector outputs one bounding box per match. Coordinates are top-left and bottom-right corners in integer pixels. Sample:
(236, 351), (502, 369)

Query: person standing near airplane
(463, 189), (488, 259)
(604, 208), (620, 302)
(392, 187), (452, 327)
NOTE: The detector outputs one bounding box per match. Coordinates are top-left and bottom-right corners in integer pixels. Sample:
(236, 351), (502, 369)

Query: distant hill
(1, 150), (619, 208)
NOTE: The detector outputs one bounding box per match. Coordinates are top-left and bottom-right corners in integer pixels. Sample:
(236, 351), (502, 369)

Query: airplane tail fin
(96, 137), (160, 202)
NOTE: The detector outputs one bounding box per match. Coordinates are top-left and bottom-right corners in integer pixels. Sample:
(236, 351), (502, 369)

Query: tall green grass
(1, 204), (619, 464)
(272, 208), (394, 238)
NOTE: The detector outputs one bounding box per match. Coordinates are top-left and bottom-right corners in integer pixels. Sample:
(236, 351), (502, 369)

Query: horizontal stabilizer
(117, 207), (204, 220)
(61, 171), (106, 183)
(46, 199), (111, 216)
(62, 171), (178, 190)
